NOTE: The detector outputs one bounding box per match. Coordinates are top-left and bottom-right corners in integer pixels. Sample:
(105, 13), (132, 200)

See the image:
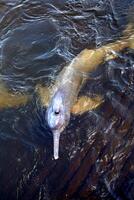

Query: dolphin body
(0, 24), (133, 160)
(40, 24), (134, 159)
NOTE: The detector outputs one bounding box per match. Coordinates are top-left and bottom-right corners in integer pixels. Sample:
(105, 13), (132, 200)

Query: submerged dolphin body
(44, 24), (134, 159)
(44, 52), (103, 159)
(0, 24), (133, 160)
(45, 26), (134, 159)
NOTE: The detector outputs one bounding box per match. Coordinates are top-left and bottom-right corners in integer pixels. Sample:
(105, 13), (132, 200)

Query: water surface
(0, 0), (134, 200)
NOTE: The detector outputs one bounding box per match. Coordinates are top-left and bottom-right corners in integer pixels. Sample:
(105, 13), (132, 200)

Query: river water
(0, 0), (134, 200)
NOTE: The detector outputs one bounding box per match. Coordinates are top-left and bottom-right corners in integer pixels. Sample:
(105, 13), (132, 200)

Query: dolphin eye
(54, 110), (60, 115)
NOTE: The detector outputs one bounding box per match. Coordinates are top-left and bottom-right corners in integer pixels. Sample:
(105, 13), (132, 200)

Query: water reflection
(0, 0), (134, 200)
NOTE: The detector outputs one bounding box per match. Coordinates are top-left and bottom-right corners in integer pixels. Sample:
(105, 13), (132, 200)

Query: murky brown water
(0, 0), (134, 200)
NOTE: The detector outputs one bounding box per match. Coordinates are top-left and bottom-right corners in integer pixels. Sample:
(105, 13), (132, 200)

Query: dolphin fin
(71, 95), (104, 115)
(36, 84), (52, 107)
(0, 82), (30, 109)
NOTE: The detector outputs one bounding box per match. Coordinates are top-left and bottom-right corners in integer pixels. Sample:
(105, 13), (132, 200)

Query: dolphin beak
(53, 131), (60, 160)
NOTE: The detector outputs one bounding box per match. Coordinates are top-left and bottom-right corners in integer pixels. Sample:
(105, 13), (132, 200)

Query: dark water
(0, 0), (134, 199)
